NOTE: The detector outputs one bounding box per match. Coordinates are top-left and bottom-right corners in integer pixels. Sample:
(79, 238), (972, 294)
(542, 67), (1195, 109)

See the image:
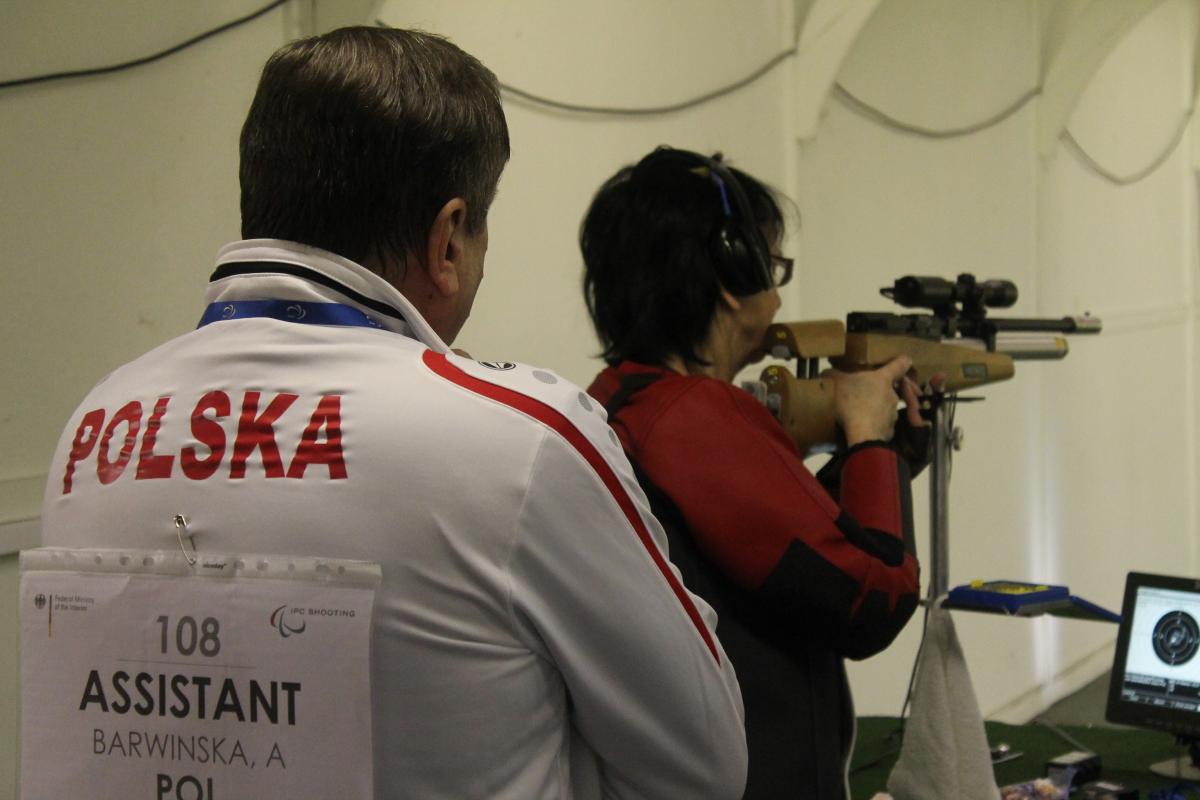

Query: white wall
(1035, 0), (1198, 713)
(379, 0), (798, 382)
(0, 1), (305, 531)
(813, 0), (1199, 722)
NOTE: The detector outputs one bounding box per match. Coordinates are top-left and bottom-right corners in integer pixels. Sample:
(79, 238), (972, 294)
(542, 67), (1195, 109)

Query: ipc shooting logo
(270, 605), (307, 638)
(34, 593), (46, 610)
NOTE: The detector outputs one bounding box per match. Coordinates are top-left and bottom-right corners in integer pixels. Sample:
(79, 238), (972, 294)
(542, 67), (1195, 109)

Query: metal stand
(927, 396), (960, 601)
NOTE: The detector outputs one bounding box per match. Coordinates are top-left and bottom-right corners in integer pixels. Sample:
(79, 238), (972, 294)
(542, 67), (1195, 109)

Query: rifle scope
(882, 274), (1018, 315)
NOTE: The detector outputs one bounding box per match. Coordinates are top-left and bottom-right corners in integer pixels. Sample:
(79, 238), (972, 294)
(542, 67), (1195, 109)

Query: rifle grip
(760, 365), (838, 455)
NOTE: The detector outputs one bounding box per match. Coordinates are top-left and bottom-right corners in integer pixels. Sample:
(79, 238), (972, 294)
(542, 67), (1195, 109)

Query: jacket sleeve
(637, 382), (919, 660)
(506, 427), (748, 799)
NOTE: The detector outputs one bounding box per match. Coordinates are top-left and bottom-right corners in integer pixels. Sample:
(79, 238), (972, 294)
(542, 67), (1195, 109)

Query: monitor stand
(1150, 738), (1200, 780)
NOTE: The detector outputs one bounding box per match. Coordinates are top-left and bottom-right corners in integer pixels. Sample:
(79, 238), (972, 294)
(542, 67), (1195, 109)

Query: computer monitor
(1106, 571), (1200, 778)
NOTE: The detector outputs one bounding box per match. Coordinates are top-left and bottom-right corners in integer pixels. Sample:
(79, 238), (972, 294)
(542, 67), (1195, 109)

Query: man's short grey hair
(240, 26), (510, 269)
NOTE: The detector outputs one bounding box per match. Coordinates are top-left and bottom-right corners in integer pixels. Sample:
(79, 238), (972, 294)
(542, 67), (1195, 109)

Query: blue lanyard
(197, 300), (384, 330)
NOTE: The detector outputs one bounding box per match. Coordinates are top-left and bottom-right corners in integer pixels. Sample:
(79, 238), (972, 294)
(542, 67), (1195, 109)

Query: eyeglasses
(769, 254), (794, 288)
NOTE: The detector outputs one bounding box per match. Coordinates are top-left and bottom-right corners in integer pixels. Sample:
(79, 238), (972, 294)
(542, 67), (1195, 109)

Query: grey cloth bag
(887, 602), (1001, 800)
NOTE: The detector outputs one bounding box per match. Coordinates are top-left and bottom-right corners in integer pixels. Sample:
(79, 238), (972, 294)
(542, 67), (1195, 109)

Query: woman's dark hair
(580, 152), (785, 366)
(239, 27), (510, 269)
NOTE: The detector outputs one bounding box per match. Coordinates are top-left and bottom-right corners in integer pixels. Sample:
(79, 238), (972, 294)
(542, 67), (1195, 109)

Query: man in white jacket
(40, 25), (746, 800)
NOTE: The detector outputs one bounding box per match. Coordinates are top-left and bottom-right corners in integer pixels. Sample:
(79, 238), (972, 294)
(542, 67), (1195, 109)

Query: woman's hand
(828, 355), (913, 447)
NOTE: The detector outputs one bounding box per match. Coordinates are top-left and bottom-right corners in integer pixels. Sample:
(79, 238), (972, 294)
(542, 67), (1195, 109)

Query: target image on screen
(1111, 577), (1200, 724)
(1107, 573), (1200, 777)
(1153, 610), (1200, 666)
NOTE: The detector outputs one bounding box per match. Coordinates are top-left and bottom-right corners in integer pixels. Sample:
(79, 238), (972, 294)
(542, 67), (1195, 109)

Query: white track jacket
(41, 240), (747, 800)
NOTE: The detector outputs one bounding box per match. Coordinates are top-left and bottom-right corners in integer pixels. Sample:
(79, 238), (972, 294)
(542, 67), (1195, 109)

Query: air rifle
(744, 273), (1101, 455)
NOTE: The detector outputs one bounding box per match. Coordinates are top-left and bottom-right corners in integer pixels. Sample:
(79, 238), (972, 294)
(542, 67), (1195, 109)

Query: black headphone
(631, 146), (773, 296)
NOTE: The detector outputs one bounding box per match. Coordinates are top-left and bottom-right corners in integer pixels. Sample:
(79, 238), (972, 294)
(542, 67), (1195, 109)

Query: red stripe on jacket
(422, 351), (720, 663)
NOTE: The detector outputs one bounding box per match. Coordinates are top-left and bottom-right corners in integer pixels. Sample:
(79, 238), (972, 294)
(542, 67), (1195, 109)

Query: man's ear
(424, 197), (469, 297)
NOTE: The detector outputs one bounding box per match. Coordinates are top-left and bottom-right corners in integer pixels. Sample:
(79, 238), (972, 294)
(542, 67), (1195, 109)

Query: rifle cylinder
(955, 334), (1071, 360)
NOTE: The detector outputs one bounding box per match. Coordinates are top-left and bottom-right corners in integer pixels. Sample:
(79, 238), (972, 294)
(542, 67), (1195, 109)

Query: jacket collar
(206, 239), (449, 353)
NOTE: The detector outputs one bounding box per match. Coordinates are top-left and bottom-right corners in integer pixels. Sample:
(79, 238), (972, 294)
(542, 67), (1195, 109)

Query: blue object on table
(944, 580), (1120, 623)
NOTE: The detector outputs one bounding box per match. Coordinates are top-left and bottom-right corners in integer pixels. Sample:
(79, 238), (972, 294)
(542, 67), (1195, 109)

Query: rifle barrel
(986, 315), (1102, 334)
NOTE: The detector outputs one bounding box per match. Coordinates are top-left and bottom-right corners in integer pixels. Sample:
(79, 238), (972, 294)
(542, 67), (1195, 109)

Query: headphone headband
(632, 146), (773, 295)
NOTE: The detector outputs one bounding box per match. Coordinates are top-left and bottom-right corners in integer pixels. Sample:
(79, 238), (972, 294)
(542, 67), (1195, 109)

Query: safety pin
(174, 514), (197, 566)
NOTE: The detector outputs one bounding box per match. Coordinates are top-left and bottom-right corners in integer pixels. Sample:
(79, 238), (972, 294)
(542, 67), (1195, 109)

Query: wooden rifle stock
(751, 320), (1026, 454)
(750, 276), (1101, 454)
